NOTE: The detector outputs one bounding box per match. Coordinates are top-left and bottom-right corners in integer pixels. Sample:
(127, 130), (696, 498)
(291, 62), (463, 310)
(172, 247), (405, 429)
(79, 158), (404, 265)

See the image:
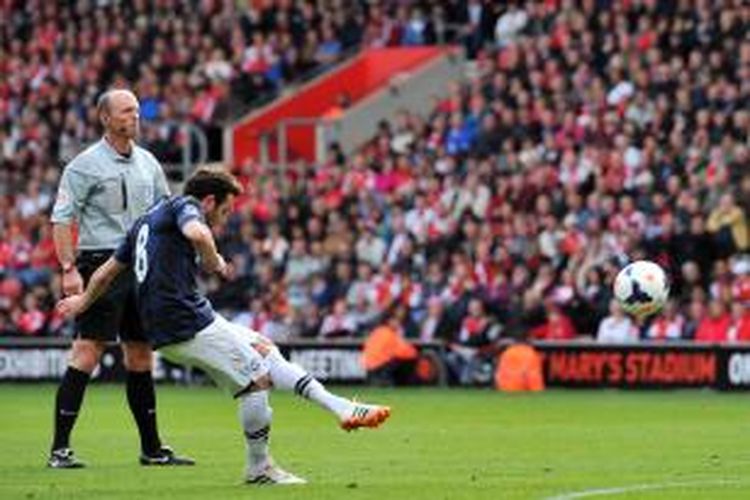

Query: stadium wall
(332, 48), (465, 156)
(3, 338), (750, 391)
(226, 47), (448, 166)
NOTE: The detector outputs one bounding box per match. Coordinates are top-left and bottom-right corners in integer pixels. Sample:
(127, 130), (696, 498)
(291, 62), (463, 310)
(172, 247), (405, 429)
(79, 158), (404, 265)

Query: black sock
(126, 370), (162, 455)
(52, 366), (90, 452)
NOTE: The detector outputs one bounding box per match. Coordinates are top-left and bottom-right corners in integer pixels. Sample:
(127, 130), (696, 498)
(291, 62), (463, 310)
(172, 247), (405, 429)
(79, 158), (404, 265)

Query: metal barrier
(160, 122), (209, 184)
(258, 117), (330, 169)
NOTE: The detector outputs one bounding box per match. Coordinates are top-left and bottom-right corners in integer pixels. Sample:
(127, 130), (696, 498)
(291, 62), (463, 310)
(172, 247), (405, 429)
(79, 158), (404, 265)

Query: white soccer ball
(613, 260), (670, 318)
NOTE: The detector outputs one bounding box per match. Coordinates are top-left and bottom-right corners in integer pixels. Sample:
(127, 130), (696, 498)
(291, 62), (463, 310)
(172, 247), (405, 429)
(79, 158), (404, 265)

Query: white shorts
(159, 314), (269, 395)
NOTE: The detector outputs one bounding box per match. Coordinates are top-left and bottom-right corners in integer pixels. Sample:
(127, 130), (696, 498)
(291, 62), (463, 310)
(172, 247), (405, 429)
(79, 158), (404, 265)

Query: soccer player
(56, 167), (391, 484)
(49, 89), (192, 468)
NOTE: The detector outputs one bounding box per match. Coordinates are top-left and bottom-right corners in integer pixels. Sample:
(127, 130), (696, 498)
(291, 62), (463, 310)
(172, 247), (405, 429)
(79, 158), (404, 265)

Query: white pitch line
(545, 478), (744, 500)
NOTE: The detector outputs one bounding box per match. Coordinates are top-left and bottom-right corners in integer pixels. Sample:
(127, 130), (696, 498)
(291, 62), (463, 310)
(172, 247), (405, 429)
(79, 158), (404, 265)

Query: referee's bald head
(97, 89), (138, 116)
(97, 89), (140, 139)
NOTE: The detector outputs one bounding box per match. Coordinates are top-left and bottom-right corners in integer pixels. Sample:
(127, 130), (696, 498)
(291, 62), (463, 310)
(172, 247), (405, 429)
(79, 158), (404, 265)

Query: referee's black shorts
(75, 250), (146, 343)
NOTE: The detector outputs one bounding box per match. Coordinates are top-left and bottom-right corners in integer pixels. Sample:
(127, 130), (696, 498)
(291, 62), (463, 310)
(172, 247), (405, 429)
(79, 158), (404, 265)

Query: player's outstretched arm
(181, 219), (230, 278)
(56, 257), (125, 318)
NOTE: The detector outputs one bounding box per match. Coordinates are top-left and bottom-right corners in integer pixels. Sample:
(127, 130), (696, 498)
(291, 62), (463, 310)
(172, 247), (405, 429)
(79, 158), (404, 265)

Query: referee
(48, 89), (193, 468)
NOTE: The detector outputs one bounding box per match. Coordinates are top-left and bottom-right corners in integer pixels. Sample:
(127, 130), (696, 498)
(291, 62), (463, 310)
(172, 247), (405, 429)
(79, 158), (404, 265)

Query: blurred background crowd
(2, 0), (750, 360)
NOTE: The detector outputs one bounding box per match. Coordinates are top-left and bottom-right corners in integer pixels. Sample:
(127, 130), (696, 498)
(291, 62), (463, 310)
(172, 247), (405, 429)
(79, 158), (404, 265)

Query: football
(613, 260), (670, 318)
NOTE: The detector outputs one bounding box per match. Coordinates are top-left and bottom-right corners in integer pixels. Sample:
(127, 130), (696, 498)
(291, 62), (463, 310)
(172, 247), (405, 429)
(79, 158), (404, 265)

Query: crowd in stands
(0, 0), (466, 336)
(212, 0), (750, 352)
(2, 0), (750, 371)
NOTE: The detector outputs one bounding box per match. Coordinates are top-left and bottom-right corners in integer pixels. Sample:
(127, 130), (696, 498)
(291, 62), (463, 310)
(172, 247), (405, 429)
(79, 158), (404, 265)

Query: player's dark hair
(184, 166), (243, 204)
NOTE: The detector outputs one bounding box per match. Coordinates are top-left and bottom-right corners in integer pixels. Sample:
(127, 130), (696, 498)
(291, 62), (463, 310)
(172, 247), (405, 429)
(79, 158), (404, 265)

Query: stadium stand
(2, 0), (750, 352)
(0, 0), (461, 336)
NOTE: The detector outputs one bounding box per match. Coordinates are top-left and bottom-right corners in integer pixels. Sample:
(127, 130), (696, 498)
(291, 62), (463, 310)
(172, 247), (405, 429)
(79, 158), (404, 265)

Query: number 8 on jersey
(135, 224), (150, 283)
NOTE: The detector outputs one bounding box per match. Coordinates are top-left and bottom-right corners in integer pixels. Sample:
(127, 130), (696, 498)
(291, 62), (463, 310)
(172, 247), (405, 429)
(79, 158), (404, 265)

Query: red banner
(544, 350), (716, 386)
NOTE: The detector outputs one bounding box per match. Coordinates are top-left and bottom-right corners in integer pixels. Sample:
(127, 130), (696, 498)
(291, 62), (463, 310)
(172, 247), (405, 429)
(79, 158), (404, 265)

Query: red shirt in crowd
(0, 241), (12, 270)
(16, 309), (46, 336)
(458, 316), (488, 343)
(694, 314), (732, 343)
(530, 310), (577, 340)
(30, 236), (57, 269)
(732, 313), (750, 342)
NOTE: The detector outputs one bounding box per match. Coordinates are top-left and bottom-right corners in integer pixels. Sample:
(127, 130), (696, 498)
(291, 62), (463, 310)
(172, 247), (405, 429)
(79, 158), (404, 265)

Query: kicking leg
(260, 344), (391, 431)
(159, 317), (305, 483)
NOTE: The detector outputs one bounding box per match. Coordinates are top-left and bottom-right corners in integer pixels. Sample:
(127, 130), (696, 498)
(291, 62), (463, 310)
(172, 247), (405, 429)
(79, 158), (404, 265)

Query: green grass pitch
(1, 384), (749, 499)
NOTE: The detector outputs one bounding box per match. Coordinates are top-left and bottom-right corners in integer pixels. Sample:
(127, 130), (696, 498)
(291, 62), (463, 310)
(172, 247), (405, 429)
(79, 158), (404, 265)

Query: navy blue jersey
(115, 195), (214, 347)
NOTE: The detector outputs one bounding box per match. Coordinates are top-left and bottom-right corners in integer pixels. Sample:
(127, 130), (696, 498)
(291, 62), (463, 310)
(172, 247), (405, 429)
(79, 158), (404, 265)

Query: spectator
(419, 297), (449, 341)
(242, 33), (279, 81)
(694, 300), (732, 343)
(315, 24), (343, 66)
(597, 299), (639, 343)
(675, 216), (715, 279)
(445, 297), (497, 385)
(494, 3), (528, 48)
(677, 261), (705, 303)
(706, 193), (748, 259)
(348, 295), (379, 333)
(645, 300), (685, 341)
(728, 275), (750, 342)
(402, 7), (429, 46)
(285, 238), (315, 287)
(529, 303), (578, 341)
(12, 293), (46, 336)
(355, 225), (387, 268)
(361, 304), (418, 386)
(319, 298), (357, 338)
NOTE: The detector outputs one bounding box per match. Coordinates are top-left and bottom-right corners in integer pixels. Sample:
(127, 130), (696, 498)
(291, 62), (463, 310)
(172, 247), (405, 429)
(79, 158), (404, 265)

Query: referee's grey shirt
(51, 138), (170, 251)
